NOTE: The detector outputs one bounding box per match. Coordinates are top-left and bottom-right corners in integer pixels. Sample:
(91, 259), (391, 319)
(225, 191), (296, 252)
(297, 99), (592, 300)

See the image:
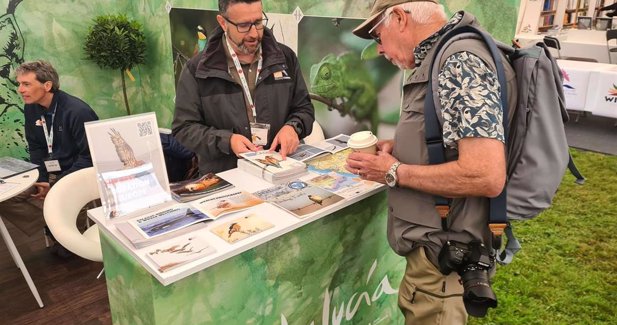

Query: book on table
(190, 190), (264, 218)
(170, 173), (234, 203)
(287, 134), (350, 162)
(253, 181), (344, 218)
(210, 213), (274, 244)
(0, 157), (38, 179)
(237, 150), (307, 184)
(145, 235), (216, 272)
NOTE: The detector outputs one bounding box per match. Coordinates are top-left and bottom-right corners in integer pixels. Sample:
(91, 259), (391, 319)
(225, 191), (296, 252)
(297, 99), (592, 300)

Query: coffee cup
(347, 131), (378, 154)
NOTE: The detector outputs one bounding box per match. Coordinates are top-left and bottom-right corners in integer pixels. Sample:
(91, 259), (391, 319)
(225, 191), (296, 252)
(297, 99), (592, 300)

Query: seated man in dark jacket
(172, 0), (315, 174)
(0, 60), (98, 255)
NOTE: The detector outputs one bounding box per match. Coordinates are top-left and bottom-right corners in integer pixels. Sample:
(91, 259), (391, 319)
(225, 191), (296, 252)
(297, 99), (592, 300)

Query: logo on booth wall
(609, 84), (617, 96)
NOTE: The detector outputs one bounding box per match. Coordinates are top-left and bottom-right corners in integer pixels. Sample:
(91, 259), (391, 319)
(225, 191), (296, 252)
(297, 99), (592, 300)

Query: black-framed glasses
(223, 12), (269, 33)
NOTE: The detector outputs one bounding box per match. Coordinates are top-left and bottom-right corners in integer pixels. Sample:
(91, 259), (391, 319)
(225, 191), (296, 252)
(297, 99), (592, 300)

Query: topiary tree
(84, 14), (146, 115)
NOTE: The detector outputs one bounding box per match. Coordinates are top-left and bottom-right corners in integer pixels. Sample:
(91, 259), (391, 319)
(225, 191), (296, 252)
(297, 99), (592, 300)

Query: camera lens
(460, 266), (497, 317)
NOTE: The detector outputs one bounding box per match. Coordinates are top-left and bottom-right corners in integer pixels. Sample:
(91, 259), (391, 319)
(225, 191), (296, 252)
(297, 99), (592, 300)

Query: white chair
(43, 167), (103, 266)
(303, 120), (326, 145)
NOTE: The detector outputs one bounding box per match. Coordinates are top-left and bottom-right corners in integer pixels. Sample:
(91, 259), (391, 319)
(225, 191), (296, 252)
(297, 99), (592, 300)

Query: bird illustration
(308, 194), (324, 205)
(193, 25), (208, 56)
(256, 155), (282, 168)
(228, 222), (241, 238)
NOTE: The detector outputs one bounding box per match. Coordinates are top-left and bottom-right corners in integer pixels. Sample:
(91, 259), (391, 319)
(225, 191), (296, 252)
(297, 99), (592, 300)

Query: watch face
(386, 172), (395, 187)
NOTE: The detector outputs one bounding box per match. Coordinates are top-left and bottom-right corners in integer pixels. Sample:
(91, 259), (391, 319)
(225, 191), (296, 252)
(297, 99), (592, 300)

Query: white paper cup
(347, 131), (378, 155)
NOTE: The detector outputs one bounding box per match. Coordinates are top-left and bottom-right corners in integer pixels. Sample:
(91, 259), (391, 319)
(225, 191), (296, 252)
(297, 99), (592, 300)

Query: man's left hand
(31, 182), (51, 200)
(270, 125), (299, 159)
(345, 150), (397, 183)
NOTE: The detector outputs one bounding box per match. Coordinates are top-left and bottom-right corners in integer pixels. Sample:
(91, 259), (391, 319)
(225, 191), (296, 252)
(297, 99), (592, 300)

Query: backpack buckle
(489, 223), (507, 250)
(435, 205), (449, 219)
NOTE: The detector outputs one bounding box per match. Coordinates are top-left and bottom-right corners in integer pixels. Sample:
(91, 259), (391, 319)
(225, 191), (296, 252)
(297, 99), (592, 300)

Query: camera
(438, 240), (497, 317)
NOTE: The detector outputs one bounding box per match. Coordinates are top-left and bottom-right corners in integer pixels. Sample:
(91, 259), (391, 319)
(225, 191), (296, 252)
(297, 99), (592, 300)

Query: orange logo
(609, 84), (617, 96)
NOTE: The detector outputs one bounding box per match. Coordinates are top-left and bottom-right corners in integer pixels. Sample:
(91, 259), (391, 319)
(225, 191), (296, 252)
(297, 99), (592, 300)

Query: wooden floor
(0, 221), (111, 325)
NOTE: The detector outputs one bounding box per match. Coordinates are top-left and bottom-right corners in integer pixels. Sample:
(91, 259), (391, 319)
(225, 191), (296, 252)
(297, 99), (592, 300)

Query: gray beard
(237, 42), (261, 55)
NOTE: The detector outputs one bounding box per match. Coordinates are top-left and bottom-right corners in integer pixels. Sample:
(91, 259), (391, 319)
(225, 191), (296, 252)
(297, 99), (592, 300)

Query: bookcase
(539, 0), (558, 32)
(518, 0), (603, 34)
(563, 0), (590, 29)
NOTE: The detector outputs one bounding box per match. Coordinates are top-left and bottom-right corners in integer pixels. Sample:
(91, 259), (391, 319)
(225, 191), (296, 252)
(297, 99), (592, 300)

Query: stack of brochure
(170, 173), (233, 203)
(237, 150), (307, 184)
(0, 157), (38, 179)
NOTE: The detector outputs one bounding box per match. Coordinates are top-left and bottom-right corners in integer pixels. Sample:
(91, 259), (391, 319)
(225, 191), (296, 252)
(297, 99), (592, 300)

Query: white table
(516, 30), (610, 63)
(557, 59), (617, 118)
(0, 169), (44, 308)
(88, 168), (384, 286)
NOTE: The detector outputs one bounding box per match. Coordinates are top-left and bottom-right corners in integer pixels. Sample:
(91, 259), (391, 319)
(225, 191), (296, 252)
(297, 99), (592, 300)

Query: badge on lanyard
(250, 122), (270, 146)
(44, 159), (61, 172)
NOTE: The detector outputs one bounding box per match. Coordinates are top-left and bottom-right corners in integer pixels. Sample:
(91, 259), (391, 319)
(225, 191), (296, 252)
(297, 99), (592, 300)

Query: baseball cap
(352, 0), (438, 39)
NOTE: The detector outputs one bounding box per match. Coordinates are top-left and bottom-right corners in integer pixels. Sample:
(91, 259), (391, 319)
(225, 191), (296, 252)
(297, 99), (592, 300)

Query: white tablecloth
(517, 30), (610, 63)
(557, 59), (617, 118)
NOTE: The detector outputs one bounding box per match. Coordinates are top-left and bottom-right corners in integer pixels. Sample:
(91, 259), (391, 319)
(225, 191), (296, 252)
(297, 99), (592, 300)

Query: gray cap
(352, 0), (438, 39)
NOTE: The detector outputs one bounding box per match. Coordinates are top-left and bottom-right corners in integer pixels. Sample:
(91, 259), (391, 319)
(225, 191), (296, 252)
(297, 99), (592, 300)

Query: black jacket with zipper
(172, 26), (314, 174)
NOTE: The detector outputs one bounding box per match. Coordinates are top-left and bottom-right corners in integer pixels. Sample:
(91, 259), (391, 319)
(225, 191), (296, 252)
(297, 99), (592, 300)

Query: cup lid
(347, 131), (378, 148)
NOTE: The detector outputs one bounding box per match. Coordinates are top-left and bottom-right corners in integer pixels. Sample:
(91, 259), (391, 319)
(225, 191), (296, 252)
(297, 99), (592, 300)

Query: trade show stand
(89, 169), (406, 324)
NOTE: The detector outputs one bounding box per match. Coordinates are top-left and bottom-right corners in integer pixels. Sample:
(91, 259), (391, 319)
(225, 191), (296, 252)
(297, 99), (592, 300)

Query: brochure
(191, 190), (264, 218)
(0, 157), (38, 179)
(85, 112), (172, 219)
(253, 181), (344, 218)
(288, 134), (350, 162)
(211, 213), (274, 244)
(127, 204), (213, 239)
(115, 220), (208, 249)
(170, 173), (234, 203)
(145, 235), (216, 272)
(238, 150), (307, 184)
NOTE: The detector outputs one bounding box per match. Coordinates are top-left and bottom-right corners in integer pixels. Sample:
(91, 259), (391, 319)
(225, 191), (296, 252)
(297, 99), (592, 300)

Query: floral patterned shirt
(414, 12), (504, 149)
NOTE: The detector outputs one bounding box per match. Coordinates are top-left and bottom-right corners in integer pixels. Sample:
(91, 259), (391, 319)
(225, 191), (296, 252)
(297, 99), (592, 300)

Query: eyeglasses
(368, 10), (410, 45)
(368, 13), (391, 45)
(223, 12), (269, 33)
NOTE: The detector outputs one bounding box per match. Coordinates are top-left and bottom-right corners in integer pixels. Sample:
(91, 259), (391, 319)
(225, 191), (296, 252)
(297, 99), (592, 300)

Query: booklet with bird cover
(190, 190), (264, 219)
(125, 204), (214, 240)
(210, 213), (274, 244)
(145, 235), (216, 272)
(170, 173), (234, 203)
(238, 150), (307, 184)
(252, 181), (344, 218)
(287, 134), (351, 162)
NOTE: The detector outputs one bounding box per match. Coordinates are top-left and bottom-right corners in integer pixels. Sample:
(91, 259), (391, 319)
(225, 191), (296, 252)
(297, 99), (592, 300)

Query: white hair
(383, 2), (446, 26)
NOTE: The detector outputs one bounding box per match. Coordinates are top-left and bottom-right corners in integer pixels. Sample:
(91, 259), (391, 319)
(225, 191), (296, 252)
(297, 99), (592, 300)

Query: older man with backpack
(345, 0), (583, 323)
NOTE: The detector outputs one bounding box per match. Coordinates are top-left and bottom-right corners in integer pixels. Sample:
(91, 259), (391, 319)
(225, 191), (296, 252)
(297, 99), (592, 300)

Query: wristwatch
(385, 161), (401, 188)
(285, 120), (303, 136)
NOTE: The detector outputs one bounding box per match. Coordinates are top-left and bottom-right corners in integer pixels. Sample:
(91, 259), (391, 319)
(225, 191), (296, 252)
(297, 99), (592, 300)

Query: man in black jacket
(172, 0), (315, 174)
(0, 60), (98, 252)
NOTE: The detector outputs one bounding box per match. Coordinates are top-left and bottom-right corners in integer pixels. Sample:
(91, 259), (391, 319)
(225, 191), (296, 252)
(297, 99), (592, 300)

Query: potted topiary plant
(84, 14), (146, 115)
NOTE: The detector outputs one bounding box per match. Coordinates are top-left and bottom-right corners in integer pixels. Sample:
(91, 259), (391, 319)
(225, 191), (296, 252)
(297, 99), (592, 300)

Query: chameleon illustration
(309, 52), (379, 134)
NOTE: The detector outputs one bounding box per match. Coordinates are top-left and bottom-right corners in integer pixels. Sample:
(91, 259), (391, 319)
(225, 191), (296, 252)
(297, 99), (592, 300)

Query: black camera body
(438, 240), (496, 317)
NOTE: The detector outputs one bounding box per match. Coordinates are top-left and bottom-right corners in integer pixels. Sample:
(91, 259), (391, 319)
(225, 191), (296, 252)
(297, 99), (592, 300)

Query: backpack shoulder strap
(424, 25), (508, 243)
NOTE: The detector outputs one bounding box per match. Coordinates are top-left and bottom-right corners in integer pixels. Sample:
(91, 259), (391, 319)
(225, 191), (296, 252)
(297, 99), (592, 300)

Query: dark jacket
(172, 27), (314, 174)
(24, 90), (99, 182)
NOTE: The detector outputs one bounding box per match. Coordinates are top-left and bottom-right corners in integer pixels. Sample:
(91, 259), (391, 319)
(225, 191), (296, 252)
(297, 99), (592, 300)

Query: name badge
(44, 159), (61, 172)
(250, 122), (270, 146)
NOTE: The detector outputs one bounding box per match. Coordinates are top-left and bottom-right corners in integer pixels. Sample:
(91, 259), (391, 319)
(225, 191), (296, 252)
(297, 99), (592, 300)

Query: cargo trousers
(398, 246), (468, 325)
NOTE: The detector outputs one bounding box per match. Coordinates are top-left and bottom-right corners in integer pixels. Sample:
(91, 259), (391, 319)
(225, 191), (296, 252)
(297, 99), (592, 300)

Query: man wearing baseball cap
(346, 0), (517, 323)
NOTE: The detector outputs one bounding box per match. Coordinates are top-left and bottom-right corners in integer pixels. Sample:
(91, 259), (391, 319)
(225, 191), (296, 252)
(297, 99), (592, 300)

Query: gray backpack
(424, 25), (585, 264)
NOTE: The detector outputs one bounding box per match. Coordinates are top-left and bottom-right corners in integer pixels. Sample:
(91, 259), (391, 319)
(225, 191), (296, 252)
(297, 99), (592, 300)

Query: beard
(228, 33), (262, 55)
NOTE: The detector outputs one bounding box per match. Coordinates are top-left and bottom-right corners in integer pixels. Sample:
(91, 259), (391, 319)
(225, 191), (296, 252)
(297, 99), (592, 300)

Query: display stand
(99, 191), (405, 324)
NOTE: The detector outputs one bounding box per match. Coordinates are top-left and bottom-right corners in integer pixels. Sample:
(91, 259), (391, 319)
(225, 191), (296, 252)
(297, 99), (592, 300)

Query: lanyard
(224, 33), (263, 121)
(40, 103), (57, 155)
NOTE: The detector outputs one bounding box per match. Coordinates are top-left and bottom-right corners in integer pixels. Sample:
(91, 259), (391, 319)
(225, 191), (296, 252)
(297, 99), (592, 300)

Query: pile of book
(238, 150), (307, 184)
